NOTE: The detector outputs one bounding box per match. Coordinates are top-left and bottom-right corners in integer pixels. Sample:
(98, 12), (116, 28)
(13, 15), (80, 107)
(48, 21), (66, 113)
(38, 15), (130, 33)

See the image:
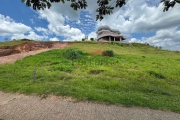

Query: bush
(90, 38), (94, 41)
(102, 50), (114, 57)
(63, 48), (83, 65)
(82, 38), (85, 41)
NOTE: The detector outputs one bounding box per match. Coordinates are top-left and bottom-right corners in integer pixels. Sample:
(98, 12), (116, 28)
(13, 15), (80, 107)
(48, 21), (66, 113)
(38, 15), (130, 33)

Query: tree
(21, 0), (126, 21)
(4, 38), (9, 42)
(90, 38), (94, 41)
(161, 0), (180, 11)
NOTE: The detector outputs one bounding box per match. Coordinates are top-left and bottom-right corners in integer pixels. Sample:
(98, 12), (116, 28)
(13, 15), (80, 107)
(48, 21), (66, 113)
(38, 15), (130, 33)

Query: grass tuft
(148, 71), (166, 79)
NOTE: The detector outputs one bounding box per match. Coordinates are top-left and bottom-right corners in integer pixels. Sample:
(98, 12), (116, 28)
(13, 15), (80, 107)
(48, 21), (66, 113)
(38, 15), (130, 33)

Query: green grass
(0, 42), (180, 112)
(0, 40), (28, 47)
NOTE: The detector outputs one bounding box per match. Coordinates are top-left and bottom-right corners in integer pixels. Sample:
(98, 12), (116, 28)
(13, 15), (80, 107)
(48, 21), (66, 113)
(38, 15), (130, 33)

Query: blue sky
(0, 0), (180, 51)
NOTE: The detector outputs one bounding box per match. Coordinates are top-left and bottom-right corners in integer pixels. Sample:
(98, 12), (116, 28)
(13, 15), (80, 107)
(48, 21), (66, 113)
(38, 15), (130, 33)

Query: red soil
(0, 41), (72, 65)
(90, 50), (103, 55)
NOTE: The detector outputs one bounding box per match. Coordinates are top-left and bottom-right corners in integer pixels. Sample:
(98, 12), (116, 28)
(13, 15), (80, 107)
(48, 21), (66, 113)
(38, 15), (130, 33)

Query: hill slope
(0, 42), (180, 112)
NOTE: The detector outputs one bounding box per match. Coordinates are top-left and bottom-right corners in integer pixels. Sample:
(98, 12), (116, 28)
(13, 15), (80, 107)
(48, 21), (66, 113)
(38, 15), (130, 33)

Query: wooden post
(33, 68), (36, 81)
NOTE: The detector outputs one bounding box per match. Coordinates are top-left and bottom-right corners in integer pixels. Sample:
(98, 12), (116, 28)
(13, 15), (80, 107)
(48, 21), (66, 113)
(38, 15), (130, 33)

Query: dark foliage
(161, 0), (180, 11)
(90, 38), (94, 41)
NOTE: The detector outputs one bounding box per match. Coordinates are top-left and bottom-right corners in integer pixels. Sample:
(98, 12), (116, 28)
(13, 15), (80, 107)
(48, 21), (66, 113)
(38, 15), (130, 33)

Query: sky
(0, 0), (180, 51)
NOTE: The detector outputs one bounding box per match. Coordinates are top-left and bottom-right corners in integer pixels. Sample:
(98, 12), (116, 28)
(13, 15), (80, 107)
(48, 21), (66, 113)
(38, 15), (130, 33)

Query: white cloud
(129, 38), (139, 43)
(129, 38), (145, 43)
(50, 37), (59, 41)
(11, 31), (48, 40)
(143, 28), (180, 51)
(0, 14), (32, 36)
(68, 33), (85, 41)
(97, 2), (180, 33)
(38, 8), (85, 41)
(88, 32), (97, 40)
(76, 20), (81, 24)
(35, 27), (51, 35)
(30, 18), (34, 24)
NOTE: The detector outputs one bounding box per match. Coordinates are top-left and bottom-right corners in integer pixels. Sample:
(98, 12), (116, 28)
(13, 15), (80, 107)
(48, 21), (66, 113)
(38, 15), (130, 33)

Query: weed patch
(148, 71), (166, 79)
(89, 70), (105, 75)
(50, 61), (60, 65)
(49, 65), (74, 73)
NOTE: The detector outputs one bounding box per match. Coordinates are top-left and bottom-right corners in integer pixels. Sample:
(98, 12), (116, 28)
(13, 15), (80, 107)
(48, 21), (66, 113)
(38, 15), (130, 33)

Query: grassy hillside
(0, 42), (180, 112)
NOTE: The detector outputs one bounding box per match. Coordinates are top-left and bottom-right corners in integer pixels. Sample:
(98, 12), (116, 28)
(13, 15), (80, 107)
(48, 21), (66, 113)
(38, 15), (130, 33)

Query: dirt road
(0, 91), (180, 120)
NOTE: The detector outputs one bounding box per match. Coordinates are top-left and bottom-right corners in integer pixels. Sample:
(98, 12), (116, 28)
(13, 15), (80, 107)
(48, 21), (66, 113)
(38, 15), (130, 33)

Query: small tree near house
(90, 38), (94, 41)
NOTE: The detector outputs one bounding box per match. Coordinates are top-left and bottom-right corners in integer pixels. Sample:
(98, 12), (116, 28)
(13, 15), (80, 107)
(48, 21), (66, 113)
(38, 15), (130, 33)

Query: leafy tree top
(161, 0), (180, 11)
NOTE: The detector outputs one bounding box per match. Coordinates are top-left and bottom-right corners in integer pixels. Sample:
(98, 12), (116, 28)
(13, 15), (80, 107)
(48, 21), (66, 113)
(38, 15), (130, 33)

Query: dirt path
(0, 43), (69, 65)
(0, 91), (180, 120)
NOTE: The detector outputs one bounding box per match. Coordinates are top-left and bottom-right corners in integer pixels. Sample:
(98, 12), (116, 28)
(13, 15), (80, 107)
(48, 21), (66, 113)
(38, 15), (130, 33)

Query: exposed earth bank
(0, 42), (71, 65)
(0, 41), (72, 57)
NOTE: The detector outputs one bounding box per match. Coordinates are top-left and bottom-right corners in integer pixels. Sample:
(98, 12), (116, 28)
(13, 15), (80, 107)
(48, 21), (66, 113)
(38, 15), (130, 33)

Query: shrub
(90, 38), (94, 41)
(82, 38), (85, 41)
(102, 50), (114, 57)
(63, 48), (83, 65)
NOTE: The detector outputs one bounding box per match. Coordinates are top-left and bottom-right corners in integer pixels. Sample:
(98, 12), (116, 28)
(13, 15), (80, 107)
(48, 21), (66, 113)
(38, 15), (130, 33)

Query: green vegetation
(90, 38), (94, 41)
(0, 39), (31, 47)
(63, 48), (83, 65)
(0, 42), (180, 112)
(102, 50), (115, 57)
